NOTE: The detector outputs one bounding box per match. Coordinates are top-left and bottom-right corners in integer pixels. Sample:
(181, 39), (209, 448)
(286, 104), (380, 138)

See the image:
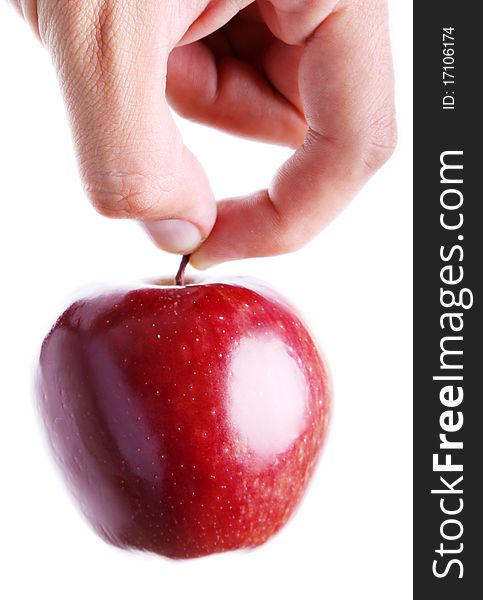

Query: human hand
(10, 0), (396, 268)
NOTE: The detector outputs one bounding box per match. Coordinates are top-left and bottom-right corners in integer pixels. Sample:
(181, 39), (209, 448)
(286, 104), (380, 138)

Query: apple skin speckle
(37, 278), (331, 559)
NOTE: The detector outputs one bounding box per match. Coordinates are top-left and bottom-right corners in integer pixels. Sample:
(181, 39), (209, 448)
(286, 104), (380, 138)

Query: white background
(0, 2), (412, 598)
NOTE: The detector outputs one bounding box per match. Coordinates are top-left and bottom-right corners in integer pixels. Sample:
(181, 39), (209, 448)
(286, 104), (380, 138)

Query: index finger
(191, 0), (396, 268)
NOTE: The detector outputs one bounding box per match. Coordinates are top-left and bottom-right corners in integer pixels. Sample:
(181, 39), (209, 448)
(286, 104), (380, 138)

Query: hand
(10, 0), (396, 268)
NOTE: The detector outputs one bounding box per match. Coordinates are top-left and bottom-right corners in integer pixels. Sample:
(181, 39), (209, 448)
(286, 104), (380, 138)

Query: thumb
(38, 1), (215, 254)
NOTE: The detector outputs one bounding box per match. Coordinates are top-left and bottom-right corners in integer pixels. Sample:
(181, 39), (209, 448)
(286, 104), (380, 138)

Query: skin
(9, 0), (396, 268)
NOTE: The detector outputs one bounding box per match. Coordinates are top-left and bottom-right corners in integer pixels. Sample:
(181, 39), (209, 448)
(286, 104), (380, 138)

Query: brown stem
(175, 254), (190, 286)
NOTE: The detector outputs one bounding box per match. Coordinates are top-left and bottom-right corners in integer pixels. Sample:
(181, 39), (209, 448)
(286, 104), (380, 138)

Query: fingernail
(189, 251), (212, 270)
(142, 220), (203, 254)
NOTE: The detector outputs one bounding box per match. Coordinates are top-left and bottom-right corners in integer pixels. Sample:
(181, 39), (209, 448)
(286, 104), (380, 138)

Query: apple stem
(175, 255), (190, 286)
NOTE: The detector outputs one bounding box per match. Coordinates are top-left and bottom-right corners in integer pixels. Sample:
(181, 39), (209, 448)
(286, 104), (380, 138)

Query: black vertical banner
(414, 2), (482, 598)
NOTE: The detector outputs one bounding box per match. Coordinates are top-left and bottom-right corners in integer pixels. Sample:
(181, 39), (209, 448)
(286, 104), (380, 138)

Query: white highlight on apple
(228, 337), (307, 458)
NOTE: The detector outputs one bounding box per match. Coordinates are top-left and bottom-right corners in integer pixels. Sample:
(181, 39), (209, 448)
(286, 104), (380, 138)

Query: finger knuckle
(360, 110), (398, 171)
(84, 170), (162, 218)
(271, 215), (308, 255)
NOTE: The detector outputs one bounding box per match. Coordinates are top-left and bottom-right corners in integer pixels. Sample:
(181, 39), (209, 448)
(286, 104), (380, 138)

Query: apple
(37, 260), (331, 559)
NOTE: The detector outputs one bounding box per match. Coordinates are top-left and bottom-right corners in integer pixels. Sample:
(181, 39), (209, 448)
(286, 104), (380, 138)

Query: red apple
(37, 267), (330, 559)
